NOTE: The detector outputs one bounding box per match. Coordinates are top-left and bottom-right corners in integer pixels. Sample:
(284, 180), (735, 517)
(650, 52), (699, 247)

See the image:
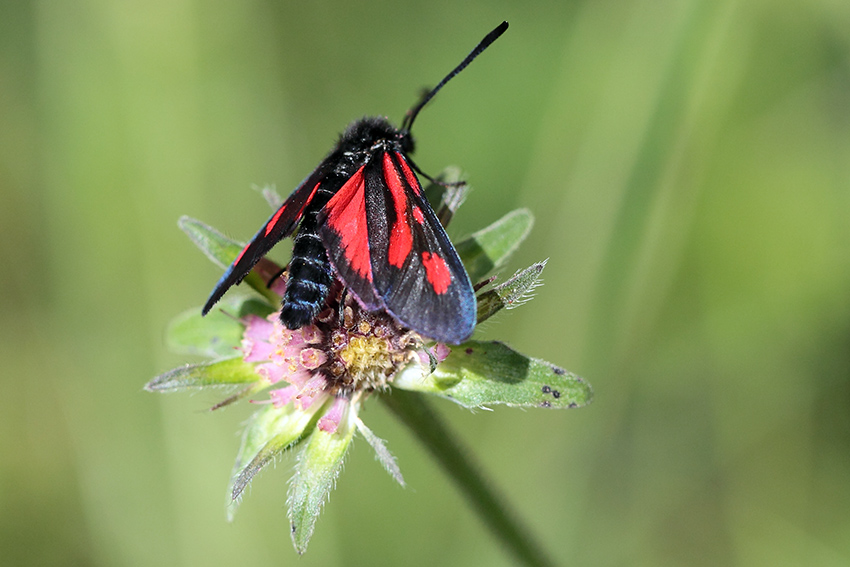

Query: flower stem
(381, 390), (557, 567)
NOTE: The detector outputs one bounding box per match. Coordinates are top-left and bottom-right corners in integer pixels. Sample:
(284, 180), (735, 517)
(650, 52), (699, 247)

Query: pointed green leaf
(288, 408), (356, 554)
(228, 401), (323, 519)
(179, 215), (245, 269)
(455, 209), (534, 282)
(167, 297), (274, 357)
(146, 357), (260, 392)
(394, 341), (593, 409)
(423, 166), (469, 227)
(178, 216), (282, 305)
(423, 165), (461, 205)
(477, 261), (546, 323)
(355, 417), (404, 486)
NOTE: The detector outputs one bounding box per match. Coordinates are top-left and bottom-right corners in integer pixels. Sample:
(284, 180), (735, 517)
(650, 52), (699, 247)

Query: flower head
(147, 180), (593, 554)
(240, 287), (449, 427)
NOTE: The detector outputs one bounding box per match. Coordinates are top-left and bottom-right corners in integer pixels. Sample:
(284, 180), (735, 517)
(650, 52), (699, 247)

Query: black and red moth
(202, 21), (508, 345)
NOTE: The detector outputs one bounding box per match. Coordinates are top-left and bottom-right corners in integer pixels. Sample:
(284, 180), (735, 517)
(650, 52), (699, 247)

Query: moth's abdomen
(280, 188), (335, 330)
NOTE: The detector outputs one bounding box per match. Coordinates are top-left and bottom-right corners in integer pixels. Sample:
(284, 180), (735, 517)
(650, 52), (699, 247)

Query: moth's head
(339, 117), (412, 154)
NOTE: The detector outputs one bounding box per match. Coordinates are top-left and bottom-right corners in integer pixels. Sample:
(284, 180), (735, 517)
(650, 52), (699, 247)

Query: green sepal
(394, 341), (593, 409)
(167, 297), (274, 357)
(423, 166), (469, 227)
(288, 408), (357, 554)
(179, 215), (244, 268)
(178, 216), (281, 306)
(423, 165), (462, 207)
(228, 401), (324, 520)
(145, 357), (261, 392)
(455, 208), (534, 282)
(476, 261), (546, 324)
(355, 417), (404, 486)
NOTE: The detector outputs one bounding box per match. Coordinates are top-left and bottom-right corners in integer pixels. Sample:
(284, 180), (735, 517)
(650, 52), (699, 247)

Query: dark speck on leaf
(465, 348), (474, 355)
(542, 385), (551, 394)
(568, 402), (578, 408)
(552, 390), (561, 399)
(540, 401), (551, 408)
(552, 366), (565, 375)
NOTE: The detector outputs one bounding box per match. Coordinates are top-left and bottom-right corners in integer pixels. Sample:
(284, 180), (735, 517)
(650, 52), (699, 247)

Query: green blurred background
(2, 1), (849, 565)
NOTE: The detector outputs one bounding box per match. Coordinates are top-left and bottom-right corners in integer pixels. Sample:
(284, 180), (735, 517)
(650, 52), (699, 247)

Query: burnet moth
(202, 21), (509, 345)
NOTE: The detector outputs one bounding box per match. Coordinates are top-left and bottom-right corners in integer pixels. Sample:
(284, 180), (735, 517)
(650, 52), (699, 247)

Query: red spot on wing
(412, 205), (425, 225)
(421, 251), (451, 295)
(382, 153), (413, 268)
(323, 168), (372, 280)
(265, 182), (321, 236)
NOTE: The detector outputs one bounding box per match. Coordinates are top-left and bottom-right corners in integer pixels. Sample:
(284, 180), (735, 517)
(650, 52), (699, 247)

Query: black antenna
(401, 21), (509, 132)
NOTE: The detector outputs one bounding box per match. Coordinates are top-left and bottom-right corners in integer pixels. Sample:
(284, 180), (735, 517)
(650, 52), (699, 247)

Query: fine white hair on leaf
(506, 259), (547, 309)
(355, 417), (405, 487)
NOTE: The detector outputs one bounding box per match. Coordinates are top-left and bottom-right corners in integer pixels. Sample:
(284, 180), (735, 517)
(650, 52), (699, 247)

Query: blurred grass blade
(394, 340), (592, 409)
(456, 208), (534, 282)
(288, 411), (356, 554)
(381, 390), (557, 567)
(477, 261), (546, 323)
(178, 215), (281, 306)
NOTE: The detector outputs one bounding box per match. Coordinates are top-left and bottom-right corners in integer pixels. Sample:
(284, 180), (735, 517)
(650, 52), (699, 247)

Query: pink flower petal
(417, 343), (451, 366)
(269, 277), (287, 297)
(294, 374), (328, 410)
(317, 397), (348, 433)
(242, 314), (274, 342)
(255, 362), (285, 384)
(269, 385), (298, 408)
(299, 348), (328, 370)
(432, 343), (451, 363)
(299, 325), (322, 344)
(242, 337), (275, 362)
